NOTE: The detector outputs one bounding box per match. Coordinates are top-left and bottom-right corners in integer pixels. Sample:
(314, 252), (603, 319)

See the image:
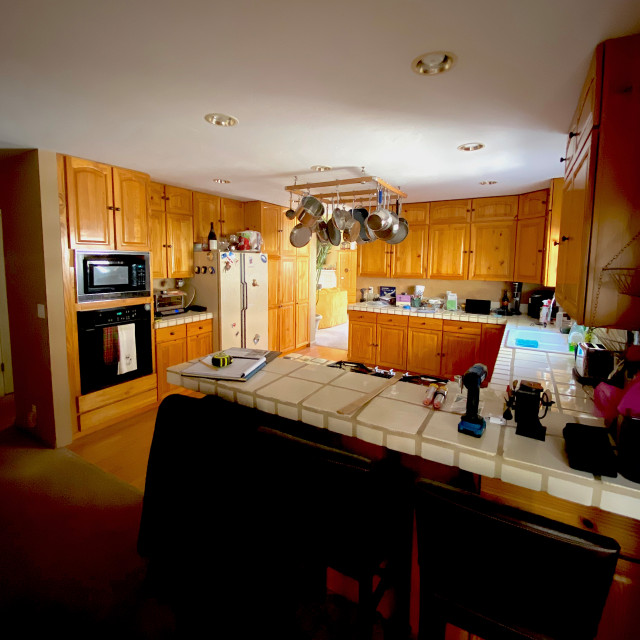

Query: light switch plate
(37, 304), (46, 319)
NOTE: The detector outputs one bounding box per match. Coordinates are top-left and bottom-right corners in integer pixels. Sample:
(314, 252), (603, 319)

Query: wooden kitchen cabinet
(518, 189), (548, 219)
(220, 198), (245, 238)
(192, 191), (221, 245)
(244, 200), (282, 255)
(440, 320), (481, 379)
(407, 317), (444, 376)
(427, 222), (470, 280)
(337, 249), (358, 303)
(186, 320), (214, 360)
(471, 195), (518, 221)
(543, 178), (564, 287)
(556, 34), (640, 328)
(155, 325), (187, 401)
(479, 324), (506, 381)
(150, 210), (194, 279)
(358, 223), (427, 279)
(347, 311), (377, 364)
(514, 214), (547, 283)
(468, 220), (516, 281)
(401, 202), (429, 225)
(430, 199), (471, 224)
(376, 315), (408, 371)
(65, 156), (150, 251)
(295, 302), (310, 349)
(150, 182), (193, 215)
(267, 256), (298, 353)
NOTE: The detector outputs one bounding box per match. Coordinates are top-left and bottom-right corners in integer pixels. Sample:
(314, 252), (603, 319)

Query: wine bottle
(501, 290), (509, 311)
(207, 223), (217, 250)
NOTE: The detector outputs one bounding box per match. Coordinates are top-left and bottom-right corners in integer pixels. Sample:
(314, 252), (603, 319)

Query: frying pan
(326, 215), (341, 246)
(352, 208), (375, 243)
(289, 223), (312, 248)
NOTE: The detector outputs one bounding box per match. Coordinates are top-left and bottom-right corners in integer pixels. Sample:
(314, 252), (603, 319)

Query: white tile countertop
(154, 311), (214, 329)
(167, 344), (640, 522)
(347, 303), (508, 324)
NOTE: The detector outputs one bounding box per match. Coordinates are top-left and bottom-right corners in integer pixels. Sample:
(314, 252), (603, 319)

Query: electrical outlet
(37, 304), (46, 319)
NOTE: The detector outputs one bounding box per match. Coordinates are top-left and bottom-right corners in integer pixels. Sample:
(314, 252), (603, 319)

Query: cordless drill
(457, 363), (488, 438)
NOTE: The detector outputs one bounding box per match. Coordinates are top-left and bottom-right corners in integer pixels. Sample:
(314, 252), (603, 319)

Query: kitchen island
(166, 324), (640, 640)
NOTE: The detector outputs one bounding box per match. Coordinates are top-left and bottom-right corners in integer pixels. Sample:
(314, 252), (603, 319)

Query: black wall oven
(77, 304), (153, 396)
(75, 250), (150, 304)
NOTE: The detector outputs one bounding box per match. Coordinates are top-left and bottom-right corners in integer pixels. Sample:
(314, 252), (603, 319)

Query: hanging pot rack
(285, 175), (406, 204)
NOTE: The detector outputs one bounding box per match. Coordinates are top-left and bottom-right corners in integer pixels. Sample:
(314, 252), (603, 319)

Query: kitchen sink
(505, 328), (569, 353)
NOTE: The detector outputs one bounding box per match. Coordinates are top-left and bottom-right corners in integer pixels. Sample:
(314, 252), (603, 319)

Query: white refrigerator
(192, 250), (269, 351)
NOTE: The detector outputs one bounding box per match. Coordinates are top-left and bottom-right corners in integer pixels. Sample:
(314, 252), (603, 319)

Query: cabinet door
(295, 302), (309, 349)
(514, 216), (546, 283)
(469, 220), (516, 281)
(348, 321), (377, 365)
(337, 251), (357, 303)
(479, 324), (505, 381)
(556, 142), (594, 321)
(66, 156), (115, 249)
(543, 178), (564, 288)
(427, 223), (469, 279)
(113, 167), (150, 251)
(165, 185), (192, 215)
(402, 203), (429, 225)
(278, 303), (296, 353)
(187, 332), (213, 360)
(407, 329), (442, 376)
(268, 306), (279, 351)
(518, 189), (549, 219)
(150, 211), (167, 279)
(149, 182), (166, 212)
(261, 203), (282, 255)
(430, 199), (471, 224)
(166, 213), (194, 279)
(193, 192), (221, 244)
(220, 198), (245, 236)
(471, 196), (519, 221)
(296, 257), (309, 303)
(359, 240), (389, 277)
(391, 224), (427, 278)
(441, 333), (480, 380)
(280, 208), (298, 258)
(268, 258), (279, 308)
(278, 257), (296, 306)
(156, 338), (187, 400)
(376, 324), (407, 371)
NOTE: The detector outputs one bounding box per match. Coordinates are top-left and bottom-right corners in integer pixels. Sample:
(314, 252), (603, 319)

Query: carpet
(0, 428), (156, 638)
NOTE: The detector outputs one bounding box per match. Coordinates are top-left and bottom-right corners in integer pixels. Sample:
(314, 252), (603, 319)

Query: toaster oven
(574, 342), (615, 382)
(154, 290), (187, 316)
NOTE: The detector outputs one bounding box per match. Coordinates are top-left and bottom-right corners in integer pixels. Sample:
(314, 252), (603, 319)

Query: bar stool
(251, 425), (414, 640)
(414, 478), (620, 640)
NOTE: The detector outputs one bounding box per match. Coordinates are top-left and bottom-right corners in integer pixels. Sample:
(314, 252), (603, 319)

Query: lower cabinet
(348, 311), (505, 379)
(155, 320), (213, 401)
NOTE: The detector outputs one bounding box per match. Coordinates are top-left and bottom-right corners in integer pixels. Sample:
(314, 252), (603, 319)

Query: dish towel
(117, 323), (138, 375)
(103, 326), (119, 366)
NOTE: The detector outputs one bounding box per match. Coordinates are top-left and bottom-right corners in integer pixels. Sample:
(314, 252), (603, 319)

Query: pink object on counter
(618, 376), (640, 418)
(593, 382), (625, 423)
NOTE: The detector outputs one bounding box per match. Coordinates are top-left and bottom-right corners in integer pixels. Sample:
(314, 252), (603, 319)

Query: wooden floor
(68, 344), (347, 491)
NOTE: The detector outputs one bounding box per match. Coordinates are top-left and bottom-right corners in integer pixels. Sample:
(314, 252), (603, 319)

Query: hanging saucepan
(379, 217), (409, 244)
(343, 218), (361, 243)
(316, 220), (330, 245)
(289, 223), (312, 248)
(352, 207), (375, 243)
(296, 195), (324, 227)
(366, 189), (393, 232)
(326, 215), (341, 246)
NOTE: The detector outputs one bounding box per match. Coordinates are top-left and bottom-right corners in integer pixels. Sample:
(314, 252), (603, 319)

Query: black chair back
(415, 478), (620, 640)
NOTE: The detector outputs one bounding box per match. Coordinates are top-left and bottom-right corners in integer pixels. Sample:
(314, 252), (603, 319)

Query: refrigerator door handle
(242, 281), (248, 310)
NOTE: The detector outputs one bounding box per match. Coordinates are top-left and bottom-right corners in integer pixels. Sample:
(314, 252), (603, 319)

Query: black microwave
(75, 250), (150, 303)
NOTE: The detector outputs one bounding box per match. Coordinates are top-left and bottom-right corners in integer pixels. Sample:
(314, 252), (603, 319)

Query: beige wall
(0, 150), (72, 447)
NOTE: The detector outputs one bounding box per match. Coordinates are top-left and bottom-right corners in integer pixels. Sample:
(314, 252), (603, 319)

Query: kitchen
(1, 2), (640, 638)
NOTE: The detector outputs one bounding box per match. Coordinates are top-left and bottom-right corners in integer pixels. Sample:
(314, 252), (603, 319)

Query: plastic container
(423, 383), (438, 407)
(445, 291), (457, 311)
(433, 385), (448, 410)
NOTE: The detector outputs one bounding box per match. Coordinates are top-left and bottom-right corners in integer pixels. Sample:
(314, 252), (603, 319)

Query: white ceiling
(2, 0), (640, 206)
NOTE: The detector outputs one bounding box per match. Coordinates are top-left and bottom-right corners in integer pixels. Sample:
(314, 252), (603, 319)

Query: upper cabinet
(471, 196), (518, 221)
(192, 192), (221, 245)
(468, 220), (517, 281)
(65, 156), (150, 251)
(244, 201), (297, 257)
(150, 183), (193, 215)
(556, 34), (640, 328)
(220, 198), (245, 238)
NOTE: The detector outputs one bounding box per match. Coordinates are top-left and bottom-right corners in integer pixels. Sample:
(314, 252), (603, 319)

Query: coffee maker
(510, 282), (522, 315)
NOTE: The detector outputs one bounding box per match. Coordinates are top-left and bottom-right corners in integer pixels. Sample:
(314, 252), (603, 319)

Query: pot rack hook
(360, 166), (367, 184)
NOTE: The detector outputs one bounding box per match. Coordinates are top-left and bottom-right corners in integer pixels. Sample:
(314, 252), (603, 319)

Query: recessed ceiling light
(212, 178), (231, 184)
(479, 180), (498, 185)
(204, 113), (239, 127)
(457, 142), (485, 152)
(311, 165), (332, 172)
(411, 51), (456, 75)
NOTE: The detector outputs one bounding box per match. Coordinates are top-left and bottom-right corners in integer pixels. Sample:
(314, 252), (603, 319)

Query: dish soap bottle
(207, 223), (218, 250)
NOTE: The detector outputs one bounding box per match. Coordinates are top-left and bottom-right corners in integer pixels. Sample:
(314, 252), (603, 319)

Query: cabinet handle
(561, 236), (570, 242)
(115, 207), (121, 211)
(568, 131), (578, 139)
(560, 157), (567, 163)
(167, 244), (173, 248)
(553, 240), (560, 246)
(107, 206), (115, 210)
(170, 331), (176, 336)
(469, 250), (474, 253)
(537, 249), (543, 253)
